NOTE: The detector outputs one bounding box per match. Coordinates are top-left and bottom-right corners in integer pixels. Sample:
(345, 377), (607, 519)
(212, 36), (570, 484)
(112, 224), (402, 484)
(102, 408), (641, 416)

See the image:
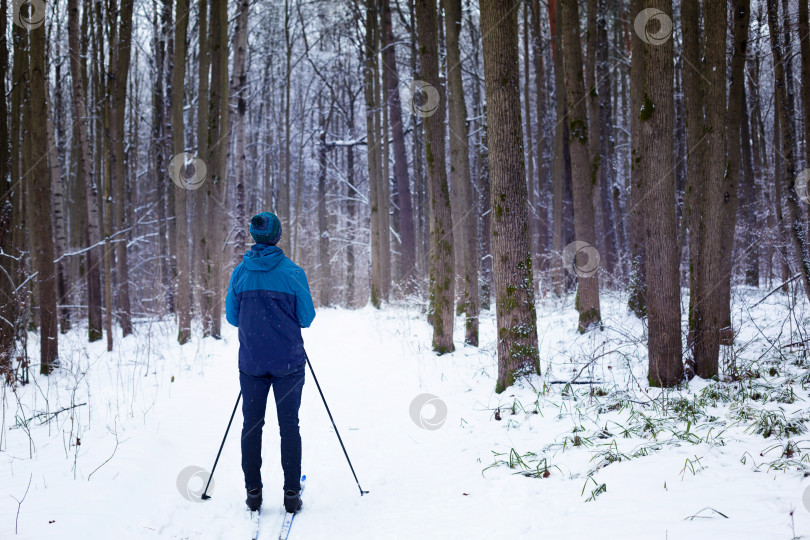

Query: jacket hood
(242, 243), (286, 271)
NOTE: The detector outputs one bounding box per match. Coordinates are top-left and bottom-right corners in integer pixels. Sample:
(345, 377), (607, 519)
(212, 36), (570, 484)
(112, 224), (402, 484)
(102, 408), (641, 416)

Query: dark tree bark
(635, 0), (683, 387)
(29, 9), (59, 373)
(530, 0), (551, 271)
(110, 0), (134, 337)
(415, 0), (455, 353)
(692, 0), (728, 378)
(561, 0), (601, 332)
(0, 0), (12, 381)
(717, 0), (751, 345)
(481, 0), (540, 393)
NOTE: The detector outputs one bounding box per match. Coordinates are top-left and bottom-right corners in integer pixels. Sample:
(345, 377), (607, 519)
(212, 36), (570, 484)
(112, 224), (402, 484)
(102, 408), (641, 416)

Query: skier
(225, 212), (316, 514)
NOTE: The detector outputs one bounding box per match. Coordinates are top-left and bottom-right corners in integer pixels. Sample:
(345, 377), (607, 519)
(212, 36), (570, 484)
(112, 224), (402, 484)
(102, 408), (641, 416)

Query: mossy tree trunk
(481, 0), (540, 393)
(560, 0), (601, 332)
(635, 0), (683, 387)
(415, 0), (455, 353)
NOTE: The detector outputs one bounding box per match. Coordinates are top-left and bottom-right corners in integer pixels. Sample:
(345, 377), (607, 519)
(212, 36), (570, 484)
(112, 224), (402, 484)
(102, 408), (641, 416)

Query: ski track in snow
(1, 292), (810, 539)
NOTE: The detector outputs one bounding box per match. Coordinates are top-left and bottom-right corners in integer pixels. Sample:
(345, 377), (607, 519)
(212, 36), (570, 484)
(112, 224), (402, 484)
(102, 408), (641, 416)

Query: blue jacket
(226, 244), (316, 376)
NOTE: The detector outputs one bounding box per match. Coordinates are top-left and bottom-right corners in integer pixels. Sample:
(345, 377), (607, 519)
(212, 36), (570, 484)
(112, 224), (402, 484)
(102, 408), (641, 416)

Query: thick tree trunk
(481, 0), (540, 393)
(635, 0), (683, 387)
(172, 0), (191, 344)
(561, 0), (601, 332)
(29, 12), (59, 373)
(415, 0), (455, 353)
(443, 0), (479, 346)
(68, 0), (103, 343)
(206, 0), (229, 337)
(692, 0), (728, 378)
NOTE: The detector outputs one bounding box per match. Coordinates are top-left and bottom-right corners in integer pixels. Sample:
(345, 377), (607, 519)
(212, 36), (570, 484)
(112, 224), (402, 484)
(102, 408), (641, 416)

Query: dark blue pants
(239, 364), (305, 493)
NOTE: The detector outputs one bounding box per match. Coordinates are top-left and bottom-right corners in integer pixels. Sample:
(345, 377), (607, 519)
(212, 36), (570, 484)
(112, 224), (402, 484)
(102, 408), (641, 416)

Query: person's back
(225, 212), (315, 515)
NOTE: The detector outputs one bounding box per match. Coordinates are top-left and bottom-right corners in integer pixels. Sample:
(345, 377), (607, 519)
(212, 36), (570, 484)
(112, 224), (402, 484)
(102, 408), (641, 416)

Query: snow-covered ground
(2, 289), (810, 539)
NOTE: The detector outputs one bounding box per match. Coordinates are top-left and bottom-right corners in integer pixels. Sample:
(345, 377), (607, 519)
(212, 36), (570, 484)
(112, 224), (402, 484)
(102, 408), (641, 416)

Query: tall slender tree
(415, 0), (455, 353)
(29, 4), (59, 373)
(443, 0), (479, 345)
(172, 0), (191, 344)
(561, 0), (601, 331)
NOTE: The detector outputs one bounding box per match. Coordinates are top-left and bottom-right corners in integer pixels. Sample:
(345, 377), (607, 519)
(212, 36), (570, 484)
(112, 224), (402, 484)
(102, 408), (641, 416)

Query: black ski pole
(306, 357), (369, 496)
(201, 391), (242, 500)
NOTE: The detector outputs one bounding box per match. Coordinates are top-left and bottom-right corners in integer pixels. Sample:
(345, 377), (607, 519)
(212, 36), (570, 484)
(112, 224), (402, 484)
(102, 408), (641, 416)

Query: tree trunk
(522, 4), (536, 268)
(800, 0), (810, 172)
(195, 0), (210, 332)
(206, 0), (229, 337)
(46, 106), (70, 334)
(627, 0), (646, 319)
(0, 0), (12, 381)
(110, 0), (134, 337)
(29, 11), (59, 373)
(481, 0), (540, 393)
(415, 0), (455, 353)
(692, 0), (728, 378)
(717, 0), (751, 345)
(636, 0), (683, 387)
(548, 0), (568, 295)
(767, 0), (810, 302)
(561, 0), (601, 332)
(364, 0), (383, 307)
(443, 0), (479, 346)
(530, 0), (551, 271)
(172, 0), (191, 344)
(68, 0), (103, 343)
(381, 0), (416, 289)
(230, 0), (250, 262)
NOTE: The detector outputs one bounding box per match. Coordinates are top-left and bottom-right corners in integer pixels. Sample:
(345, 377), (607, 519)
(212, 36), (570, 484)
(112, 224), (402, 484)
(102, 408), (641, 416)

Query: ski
(250, 508), (261, 540)
(278, 475), (306, 540)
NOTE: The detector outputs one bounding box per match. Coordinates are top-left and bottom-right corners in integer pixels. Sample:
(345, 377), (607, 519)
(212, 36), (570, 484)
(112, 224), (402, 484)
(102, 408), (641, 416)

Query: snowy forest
(2, 0), (810, 537)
